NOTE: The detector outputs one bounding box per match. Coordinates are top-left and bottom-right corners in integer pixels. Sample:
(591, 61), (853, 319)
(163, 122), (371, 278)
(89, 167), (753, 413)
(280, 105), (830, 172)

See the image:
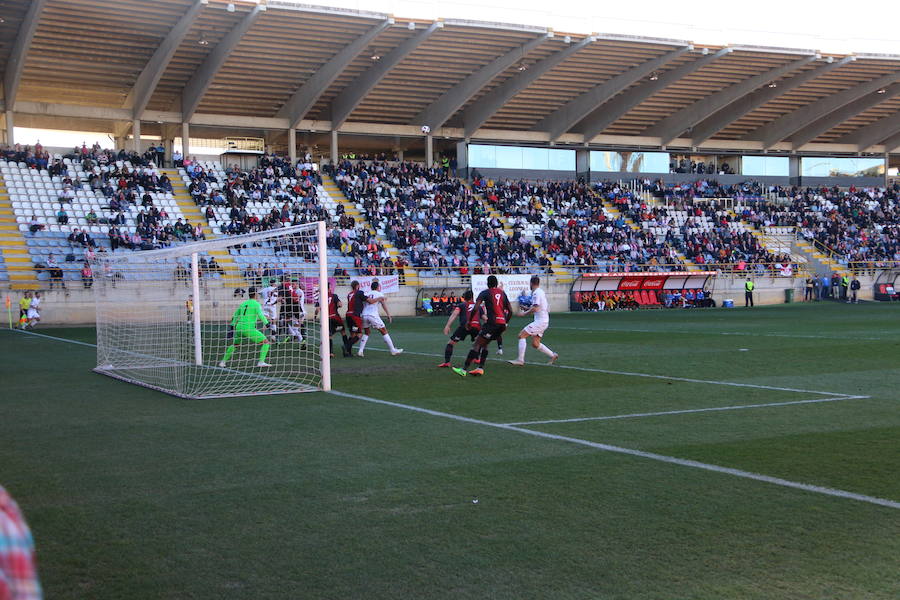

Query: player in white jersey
(508, 275), (558, 366)
(25, 291), (42, 329)
(357, 279), (403, 357)
(260, 284), (280, 334)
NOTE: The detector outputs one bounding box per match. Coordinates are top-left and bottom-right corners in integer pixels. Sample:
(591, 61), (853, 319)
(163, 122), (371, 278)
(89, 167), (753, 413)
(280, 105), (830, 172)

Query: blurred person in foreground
(0, 485), (42, 599)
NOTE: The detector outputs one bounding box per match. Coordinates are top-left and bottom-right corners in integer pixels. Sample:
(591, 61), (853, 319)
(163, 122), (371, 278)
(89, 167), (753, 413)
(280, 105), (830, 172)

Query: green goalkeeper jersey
(231, 298), (268, 330)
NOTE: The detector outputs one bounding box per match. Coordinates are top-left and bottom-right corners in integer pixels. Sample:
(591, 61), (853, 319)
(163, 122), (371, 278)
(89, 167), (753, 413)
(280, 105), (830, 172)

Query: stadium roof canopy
(1, 0), (899, 154)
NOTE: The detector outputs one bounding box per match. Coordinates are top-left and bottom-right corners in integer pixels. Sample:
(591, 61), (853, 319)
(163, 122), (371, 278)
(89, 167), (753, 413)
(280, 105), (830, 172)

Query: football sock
(222, 345), (235, 362)
(341, 334), (348, 348)
(517, 338), (527, 361)
(329, 339), (333, 354)
(444, 343), (454, 363)
(464, 348), (479, 369)
(259, 343), (271, 362)
(496, 335), (503, 350)
(537, 343), (554, 357)
(383, 333), (397, 352)
(479, 347), (489, 367)
(358, 335), (369, 352)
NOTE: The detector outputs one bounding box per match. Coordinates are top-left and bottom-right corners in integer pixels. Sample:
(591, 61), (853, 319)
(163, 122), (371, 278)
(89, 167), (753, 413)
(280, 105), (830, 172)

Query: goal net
(93, 222), (331, 398)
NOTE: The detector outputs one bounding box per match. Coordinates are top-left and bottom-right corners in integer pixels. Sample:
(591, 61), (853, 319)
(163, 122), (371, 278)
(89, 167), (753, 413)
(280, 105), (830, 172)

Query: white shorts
(263, 305), (278, 321)
(362, 314), (385, 330)
(26, 309), (40, 319)
(523, 321), (548, 337)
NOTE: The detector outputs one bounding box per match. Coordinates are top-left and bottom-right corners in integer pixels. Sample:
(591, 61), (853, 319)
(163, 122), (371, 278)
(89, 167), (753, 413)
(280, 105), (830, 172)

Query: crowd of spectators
(330, 160), (536, 275)
(9, 142), (899, 286)
(186, 153), (329, 236)
(734, 184), (900, 265)
(474, 177), (683, 272)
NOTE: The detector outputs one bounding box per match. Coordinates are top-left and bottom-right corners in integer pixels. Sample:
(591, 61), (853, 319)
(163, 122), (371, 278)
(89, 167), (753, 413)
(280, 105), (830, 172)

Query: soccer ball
(421, 125), (431, 134)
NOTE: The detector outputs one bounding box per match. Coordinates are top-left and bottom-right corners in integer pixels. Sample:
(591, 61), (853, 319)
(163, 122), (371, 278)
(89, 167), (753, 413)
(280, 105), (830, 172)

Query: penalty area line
(367, 347), (853, 398)
(504, 394), (871, 426)
(327, 388), (900, 511)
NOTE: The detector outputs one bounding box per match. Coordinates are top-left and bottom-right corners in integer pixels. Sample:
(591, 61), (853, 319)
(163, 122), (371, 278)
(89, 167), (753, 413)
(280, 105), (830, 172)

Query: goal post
(93, 222), (330, 398)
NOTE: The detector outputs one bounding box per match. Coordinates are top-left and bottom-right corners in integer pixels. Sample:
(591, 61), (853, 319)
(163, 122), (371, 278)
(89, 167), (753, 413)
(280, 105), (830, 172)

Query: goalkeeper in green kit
(218, 286), (273, 368)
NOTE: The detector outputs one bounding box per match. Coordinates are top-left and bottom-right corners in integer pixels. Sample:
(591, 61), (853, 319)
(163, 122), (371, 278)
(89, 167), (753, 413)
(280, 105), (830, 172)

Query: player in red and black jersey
(343, 280), (368, 356)
(314, 282), (345, 357)
(437, 290), (479, 368)
(453, 275), (511, 377)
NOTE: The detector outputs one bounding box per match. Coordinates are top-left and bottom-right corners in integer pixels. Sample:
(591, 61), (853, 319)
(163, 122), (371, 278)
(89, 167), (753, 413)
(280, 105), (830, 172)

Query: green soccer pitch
(2, 302), (899, 599)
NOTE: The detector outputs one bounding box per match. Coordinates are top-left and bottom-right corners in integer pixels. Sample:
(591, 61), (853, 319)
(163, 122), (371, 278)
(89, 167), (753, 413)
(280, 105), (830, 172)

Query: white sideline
(505, 395), (870, 426)
(10, 328), (898, 510)
(10, 328), (98, 347)
(328, 389), (900, 511)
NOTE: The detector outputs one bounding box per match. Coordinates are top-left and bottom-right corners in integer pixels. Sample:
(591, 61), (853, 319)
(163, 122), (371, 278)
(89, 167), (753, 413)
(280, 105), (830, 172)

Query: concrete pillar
(114, 137), (125, 150)
(5, 110), (14, 146)
(397, 149), (405, 162)
(132, 119), (141, 153)
(164, 137), (175, 168)
(576, 148), (590, 183)
(330, 129), (338, 164)
(425, 133), (433, 167)
(455, 141), (468, 179)
(181, 122), (190, 159)
(288, 128), (297, 164)
(789, 155), (801, 186)
(885, 152), (890, 188)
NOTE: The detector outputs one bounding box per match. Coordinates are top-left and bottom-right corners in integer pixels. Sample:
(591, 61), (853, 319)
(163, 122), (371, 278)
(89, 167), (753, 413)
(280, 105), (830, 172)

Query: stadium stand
(178, 155), (367, 281)
(0, 151), (244, 284)
(6, 143), (897, 288)
(328, 160), (543, 277)
(473, 177), (670, 273)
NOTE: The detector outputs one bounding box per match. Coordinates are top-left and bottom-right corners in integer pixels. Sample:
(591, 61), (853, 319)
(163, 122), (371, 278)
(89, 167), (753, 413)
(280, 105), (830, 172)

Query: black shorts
(328, 317), (344, 335)
(478, 322), (507, 341)
(345, 314), (363, 333)
(450, 325), (478, 343)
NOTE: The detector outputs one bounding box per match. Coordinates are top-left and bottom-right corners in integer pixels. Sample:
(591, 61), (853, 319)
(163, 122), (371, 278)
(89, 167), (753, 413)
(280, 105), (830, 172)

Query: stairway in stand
(726, 208), (815, 277)
(793, 236), (839, 275)
(161, 168), (241, 279)
(0, 175), (41, 290)
(472, 188), (568, 279)
(322, 175), (420, 286)
(600, 195), (699, 272)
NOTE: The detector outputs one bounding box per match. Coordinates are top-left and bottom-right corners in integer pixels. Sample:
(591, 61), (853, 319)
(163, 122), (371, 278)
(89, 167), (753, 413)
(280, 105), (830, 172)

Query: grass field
(2, 302), (899, 599)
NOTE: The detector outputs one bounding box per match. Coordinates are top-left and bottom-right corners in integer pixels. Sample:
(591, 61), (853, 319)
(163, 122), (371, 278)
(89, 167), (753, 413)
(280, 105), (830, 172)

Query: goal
(93, 222), (331, 398)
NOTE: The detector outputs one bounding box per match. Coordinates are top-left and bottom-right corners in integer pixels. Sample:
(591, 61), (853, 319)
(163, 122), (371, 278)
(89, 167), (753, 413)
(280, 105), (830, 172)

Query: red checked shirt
(0, 486), (41, 600)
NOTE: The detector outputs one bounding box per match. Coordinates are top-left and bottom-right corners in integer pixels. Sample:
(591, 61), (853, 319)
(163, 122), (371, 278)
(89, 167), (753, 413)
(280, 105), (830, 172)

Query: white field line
(367, 347), (855, 398)
(554, 325), (891, 342)
(328, 389), (900, 511)
(504, 395), (870, 426)
(10, 328), (898, 510)
(10, 327), (98, 347)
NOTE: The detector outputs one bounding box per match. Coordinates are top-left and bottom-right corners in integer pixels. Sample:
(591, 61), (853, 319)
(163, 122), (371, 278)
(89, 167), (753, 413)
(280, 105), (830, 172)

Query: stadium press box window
(468, 144), (575, 171)
(801, 157), (884, 177)
(590, 151), (669, 173)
